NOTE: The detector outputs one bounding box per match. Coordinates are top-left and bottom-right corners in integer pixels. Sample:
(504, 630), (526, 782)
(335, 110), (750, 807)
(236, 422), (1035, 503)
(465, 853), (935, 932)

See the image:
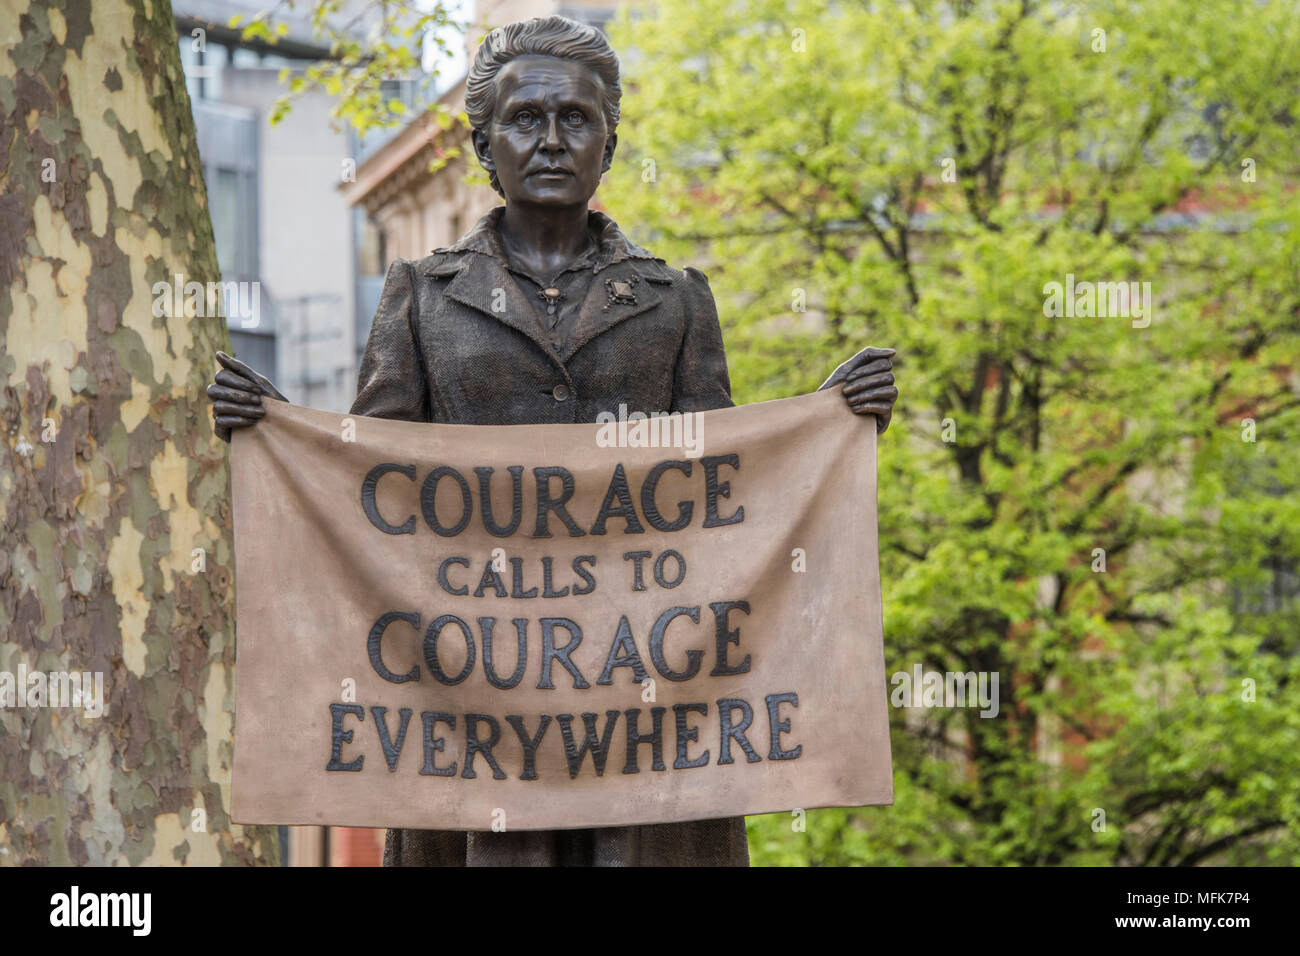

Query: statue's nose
(540, 114), (565, 154)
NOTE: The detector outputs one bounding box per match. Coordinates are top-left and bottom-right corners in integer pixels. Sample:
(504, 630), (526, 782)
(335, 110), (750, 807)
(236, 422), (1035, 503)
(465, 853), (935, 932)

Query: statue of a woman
(208, 15), (897, 867)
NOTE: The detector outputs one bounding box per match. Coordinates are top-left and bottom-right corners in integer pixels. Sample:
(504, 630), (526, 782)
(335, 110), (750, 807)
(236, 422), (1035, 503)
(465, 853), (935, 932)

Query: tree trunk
(0, 0), (280, 865)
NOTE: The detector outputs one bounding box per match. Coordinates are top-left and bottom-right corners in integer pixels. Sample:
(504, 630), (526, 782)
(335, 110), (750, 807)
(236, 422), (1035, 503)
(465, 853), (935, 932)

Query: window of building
(232, 47), (261, 69)
(210, 167), (241, 276)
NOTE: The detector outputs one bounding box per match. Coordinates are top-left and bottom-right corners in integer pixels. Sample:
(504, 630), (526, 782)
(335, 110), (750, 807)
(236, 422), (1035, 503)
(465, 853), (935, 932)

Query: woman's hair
(465, 16), (622, 195)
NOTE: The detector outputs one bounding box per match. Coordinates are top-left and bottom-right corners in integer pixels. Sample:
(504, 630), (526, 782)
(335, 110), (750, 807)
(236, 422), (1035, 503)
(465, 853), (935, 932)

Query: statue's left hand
(817, 346), (898, 433)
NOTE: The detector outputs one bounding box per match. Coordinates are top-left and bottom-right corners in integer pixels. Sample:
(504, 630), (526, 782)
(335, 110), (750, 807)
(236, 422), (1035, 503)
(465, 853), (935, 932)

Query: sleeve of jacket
(350, 257), (431, 422)
(671, 266), (735, 414)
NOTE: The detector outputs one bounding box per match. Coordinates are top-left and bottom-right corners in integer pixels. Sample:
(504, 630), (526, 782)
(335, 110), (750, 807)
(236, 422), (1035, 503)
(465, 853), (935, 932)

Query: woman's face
(475, 54), (616, 207)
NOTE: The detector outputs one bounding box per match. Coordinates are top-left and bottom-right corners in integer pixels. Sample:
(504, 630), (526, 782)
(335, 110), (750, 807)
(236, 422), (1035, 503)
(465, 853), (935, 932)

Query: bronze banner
(230, 390), (892, 830)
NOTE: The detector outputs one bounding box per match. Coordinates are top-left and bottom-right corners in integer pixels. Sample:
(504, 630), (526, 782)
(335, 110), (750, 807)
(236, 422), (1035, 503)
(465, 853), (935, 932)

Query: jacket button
(552, 384), (571, 402)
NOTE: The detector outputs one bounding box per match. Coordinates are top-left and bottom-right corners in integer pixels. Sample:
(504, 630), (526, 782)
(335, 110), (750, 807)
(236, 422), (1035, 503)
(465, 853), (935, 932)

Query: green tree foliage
(603, 0), (1300, 865)
(231, 0), (467, 154)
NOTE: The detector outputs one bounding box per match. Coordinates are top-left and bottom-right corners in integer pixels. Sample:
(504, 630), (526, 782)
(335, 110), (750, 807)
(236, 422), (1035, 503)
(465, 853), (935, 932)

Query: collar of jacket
(430, 204), (662, 275)
(422, 205), (678, 365)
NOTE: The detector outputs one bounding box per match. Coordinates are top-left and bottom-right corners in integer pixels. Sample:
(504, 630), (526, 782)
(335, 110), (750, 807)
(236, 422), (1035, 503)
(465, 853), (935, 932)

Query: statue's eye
(514, 110), (536, 126)
(564, 110), (585, 125)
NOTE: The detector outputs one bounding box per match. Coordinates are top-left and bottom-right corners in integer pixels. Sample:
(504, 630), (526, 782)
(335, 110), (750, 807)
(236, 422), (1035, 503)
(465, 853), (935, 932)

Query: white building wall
(219, 70), (358, 414)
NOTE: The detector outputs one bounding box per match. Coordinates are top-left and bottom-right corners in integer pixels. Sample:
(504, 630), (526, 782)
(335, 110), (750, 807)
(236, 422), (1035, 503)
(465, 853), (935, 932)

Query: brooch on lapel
(602, 275), (640, 312)
(537, 286), (566, 324)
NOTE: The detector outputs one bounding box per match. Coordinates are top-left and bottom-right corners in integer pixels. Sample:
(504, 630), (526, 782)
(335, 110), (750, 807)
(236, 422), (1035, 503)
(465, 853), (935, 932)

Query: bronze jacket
(351, 206), (735, 427)
(349, 206), (748, 867)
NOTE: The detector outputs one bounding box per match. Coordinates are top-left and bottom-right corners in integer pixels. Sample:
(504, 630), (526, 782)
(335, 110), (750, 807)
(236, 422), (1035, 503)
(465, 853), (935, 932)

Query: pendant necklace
(532, 236), (594, 328)
(537, 286), (566, 333)
(537, 285), (565, 325)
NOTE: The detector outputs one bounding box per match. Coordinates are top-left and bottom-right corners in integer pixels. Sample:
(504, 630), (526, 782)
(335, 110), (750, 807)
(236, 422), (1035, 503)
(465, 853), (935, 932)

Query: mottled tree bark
(0, 0), (279, 864)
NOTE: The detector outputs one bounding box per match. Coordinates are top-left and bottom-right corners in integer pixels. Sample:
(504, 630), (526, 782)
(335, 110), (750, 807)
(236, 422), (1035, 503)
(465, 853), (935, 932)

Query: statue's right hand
(207, 350), (288, 443)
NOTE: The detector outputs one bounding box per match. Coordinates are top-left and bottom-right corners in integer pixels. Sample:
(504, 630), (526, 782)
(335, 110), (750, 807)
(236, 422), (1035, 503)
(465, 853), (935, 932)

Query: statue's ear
(471, 127), (495, 175)
(601, 131), (618, 175)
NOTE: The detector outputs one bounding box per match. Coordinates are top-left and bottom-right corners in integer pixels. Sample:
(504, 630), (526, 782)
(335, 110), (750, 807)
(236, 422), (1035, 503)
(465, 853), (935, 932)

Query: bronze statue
(209, 15), (897, 866)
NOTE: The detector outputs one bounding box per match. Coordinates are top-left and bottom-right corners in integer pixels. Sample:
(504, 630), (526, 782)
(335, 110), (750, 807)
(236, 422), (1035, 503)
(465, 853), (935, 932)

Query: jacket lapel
(422, 207), (680, 367)
(428, 253), (559, 361)
(557, 258), (665, 364)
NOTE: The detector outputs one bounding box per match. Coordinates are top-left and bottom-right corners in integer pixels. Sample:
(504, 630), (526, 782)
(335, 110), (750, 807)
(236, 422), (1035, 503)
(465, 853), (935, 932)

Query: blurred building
(174, 0), (430, 415)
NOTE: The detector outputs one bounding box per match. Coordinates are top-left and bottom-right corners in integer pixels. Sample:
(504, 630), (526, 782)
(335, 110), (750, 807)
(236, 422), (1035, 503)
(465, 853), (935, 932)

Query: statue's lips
(530, 168), (574, 178)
